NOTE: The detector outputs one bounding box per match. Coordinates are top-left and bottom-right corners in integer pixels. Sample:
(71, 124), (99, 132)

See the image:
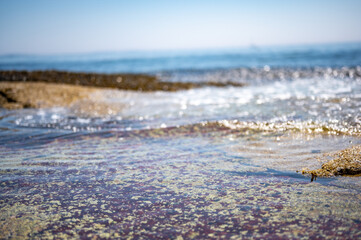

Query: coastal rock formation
(0, 82), (95, 109)
(0, 70), (245, 110)
(0, 82), (126, 117)
(0, 70), (197, 91)
(302, 145), (361, 179)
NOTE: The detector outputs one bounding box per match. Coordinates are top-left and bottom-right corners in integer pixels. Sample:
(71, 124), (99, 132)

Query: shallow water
(1, 124), (361, 239)
(1, 43), (361, 239)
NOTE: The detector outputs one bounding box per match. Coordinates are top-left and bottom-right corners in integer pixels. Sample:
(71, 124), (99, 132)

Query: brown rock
(302, 145), (361, 179)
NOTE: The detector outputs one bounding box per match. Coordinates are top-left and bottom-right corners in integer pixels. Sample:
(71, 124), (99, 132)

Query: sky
(0, 0), (361, 54)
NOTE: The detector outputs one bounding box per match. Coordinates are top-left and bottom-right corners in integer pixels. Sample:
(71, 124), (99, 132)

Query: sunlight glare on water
(1, 43), (361, 239)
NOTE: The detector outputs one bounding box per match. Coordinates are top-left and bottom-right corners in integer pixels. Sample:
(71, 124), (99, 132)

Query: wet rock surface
(0, 82), (96, 109)
(0, 70), (245, 92)
(0, 70), (194, 91)
(302, 145), (361, 178)
(0, 70), (245, 110)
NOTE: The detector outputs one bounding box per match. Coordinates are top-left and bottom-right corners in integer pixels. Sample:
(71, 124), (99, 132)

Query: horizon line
(1, 40), (361, 57)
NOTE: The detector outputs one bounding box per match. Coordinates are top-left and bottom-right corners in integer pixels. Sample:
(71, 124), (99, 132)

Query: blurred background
(1, 0), (360, 55)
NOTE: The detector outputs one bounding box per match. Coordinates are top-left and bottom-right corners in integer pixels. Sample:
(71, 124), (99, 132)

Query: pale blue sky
(0, 0), (361, 54)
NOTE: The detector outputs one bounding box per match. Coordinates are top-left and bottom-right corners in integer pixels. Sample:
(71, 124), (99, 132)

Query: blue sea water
(1, 42), (360, 133)
(1, 42), (361, 73)
(1, 43), (361, 238)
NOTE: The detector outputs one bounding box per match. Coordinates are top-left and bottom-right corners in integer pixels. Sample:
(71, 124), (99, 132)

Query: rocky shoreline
(0, 70), (245, 90)
(0, 70), (195, 91)
(0, 70), (245, 110)
(302, 145), (361, 180)
(0, 81), (99, 110)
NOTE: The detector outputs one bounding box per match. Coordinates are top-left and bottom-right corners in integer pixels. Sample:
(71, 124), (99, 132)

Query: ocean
(0, 43), (361, 239)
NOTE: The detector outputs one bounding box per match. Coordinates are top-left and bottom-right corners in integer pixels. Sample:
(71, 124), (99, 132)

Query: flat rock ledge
(0, 81), (97, 109)
(0, 70), (195, 92)
(0, 70), (245, 92)
(0, 70), (245, 110)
